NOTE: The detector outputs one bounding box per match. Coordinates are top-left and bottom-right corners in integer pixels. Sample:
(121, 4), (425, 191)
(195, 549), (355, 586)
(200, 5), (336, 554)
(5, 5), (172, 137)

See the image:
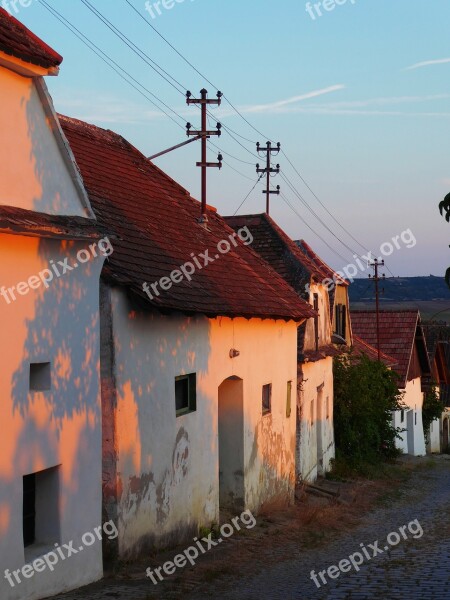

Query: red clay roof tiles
(224, 214), (333, 297)
(352, 334), (397, 368)
(59, 115), (315, 321)
(0, 8), (62, 69)
(296, 240), (348, 287)
(351, 309), (427, 386)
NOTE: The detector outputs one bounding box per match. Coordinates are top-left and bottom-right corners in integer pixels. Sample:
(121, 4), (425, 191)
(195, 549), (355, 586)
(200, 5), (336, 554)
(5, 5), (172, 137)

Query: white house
(59, 115), (315, 558)
(351, 309), (432, 456)
(224, 216), (351, 482)
(0, 9), (108, 600)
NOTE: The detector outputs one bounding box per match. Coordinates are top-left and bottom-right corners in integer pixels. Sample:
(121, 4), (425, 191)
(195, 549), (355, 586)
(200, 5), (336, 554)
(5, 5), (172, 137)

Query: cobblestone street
(49, 456), (450, 600)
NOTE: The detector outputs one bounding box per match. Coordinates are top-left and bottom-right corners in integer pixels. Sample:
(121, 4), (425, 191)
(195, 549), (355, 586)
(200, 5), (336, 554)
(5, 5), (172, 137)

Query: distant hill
(348, 276), (450, 303)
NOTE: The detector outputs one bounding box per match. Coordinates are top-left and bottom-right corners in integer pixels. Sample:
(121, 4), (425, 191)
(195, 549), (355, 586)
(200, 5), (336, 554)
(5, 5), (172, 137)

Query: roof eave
(0, 49), (59, 77)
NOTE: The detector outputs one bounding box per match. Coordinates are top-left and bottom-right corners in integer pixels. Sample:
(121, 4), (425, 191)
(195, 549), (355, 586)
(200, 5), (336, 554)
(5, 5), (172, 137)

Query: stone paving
(48, 456), (450, 600)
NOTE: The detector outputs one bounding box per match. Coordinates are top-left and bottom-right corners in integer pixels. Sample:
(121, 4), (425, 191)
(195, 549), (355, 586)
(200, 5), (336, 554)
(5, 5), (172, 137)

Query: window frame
(262, 383), (272, 416)
(175, 373), (197, 417)
(286, 381), (292, 418)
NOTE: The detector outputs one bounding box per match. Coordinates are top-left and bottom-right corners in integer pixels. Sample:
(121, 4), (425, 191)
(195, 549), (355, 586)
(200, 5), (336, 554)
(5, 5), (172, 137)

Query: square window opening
(30, 362), (51, 392)
(175, 373), (196, 416)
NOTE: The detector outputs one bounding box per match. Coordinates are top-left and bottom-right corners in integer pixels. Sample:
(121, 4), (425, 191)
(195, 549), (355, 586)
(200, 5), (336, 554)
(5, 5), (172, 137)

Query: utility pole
(186, 89), (223, 224)
(256, 142), (281, 215)
(368, 258), (385, 361)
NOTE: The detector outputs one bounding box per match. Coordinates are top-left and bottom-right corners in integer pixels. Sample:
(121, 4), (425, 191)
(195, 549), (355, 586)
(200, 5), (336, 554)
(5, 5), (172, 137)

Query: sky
(10, 0), (450, 278)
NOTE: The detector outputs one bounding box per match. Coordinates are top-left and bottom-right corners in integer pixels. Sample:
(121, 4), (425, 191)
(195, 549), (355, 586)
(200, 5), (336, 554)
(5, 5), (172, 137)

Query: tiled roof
(224, 214), (331, 299)
(0, 206), (106, 240)
(295, 240), (348, 286)
(0, 8), (62, 69)
(350, 309), (428, 386)
(352, 334), (397, 368)
(59, 115), (315, 321)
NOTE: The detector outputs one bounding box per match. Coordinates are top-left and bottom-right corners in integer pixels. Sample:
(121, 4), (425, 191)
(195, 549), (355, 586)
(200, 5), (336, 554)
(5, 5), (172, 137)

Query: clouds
(240, 85), (346, 114)
(405, 58), (450, 71)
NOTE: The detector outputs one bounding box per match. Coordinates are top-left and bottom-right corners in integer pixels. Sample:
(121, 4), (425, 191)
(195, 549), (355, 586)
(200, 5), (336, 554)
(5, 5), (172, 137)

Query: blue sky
(12, 0), (450, 277)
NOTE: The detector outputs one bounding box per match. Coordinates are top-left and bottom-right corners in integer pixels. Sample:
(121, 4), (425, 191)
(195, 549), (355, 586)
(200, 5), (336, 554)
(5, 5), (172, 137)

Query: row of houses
(0, 10), (448, 600)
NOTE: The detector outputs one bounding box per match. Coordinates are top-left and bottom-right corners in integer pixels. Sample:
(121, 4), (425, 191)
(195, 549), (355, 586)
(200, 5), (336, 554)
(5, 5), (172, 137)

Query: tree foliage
(333, 354), (404, 466)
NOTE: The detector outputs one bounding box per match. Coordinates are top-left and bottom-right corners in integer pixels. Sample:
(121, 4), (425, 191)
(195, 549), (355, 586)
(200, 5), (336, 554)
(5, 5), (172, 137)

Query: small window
(262, 384), (272, 415)
(326, 396), (330, 420)
(175, 373), (196, 416)
(415, 412), (417, 426)
(310, 399), (314, 425)
(401, 410), (405, 423)
(286, 381), (292, 418)
(30, 362), (51, 391)
(313, 294), (319, 352)
(334, 304), (347, 339)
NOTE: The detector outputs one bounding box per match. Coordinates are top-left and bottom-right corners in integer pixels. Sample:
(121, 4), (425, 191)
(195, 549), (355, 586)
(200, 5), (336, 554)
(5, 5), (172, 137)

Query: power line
(122, 0), (273, 142)
(80, 0), (262, 173)
(281, 150), (371, 254)
(280, 172), (360, 256)
(121, 0), (376, 257)
(39, 0), (185, 130)
(233, 174), (264, 215)
(80, 0), (187, 96)
(280, 192), (351, 264)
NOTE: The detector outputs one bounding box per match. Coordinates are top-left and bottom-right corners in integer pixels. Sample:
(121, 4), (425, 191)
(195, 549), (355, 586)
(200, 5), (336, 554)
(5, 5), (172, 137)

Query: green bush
(333, 353), (404, 468)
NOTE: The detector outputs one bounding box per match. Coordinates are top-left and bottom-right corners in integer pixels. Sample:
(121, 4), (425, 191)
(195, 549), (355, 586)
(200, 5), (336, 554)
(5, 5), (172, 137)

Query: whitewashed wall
(297, 357), (334, 482)
(0, 57), (104, 599)
(106, 287), (298, 557)
(394, 377), (426, 456)
(0, 235), (104, 600)
(0, 67), (90, 217)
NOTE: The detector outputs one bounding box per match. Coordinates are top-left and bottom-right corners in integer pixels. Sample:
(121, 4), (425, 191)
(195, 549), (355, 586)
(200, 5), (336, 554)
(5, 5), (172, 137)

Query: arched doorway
(218, 377), (244, 513)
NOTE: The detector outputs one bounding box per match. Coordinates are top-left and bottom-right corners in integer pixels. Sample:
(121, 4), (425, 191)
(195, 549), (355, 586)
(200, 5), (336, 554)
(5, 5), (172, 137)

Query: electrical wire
(39, 0), (185, 131)
(279, 192), (351, 263)
(233, 174), (264, 215)
(121, 0), (380, 258)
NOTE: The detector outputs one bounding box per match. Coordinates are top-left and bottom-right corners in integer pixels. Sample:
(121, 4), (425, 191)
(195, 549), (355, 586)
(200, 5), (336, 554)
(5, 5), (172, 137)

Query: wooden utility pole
(256, 142), (281, 215)
(369, 258), (385, 361)
(186, 89), (223, 224)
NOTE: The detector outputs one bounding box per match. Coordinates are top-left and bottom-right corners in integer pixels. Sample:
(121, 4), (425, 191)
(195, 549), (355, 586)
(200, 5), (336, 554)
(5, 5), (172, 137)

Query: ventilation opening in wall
(29, 362), (51, 391)
(23, 466), (61, 552)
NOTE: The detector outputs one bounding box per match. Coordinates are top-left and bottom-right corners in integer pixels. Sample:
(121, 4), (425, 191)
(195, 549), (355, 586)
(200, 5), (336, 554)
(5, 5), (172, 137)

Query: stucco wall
(0, 235), (104, 600)
(393, 377), (426, 456)
(297, 357), (334, 482)
(303, 283), (331, 351)
(0, 67), (88, 216)
(427, 418), (441, 453)
(106, 287), (298, 557)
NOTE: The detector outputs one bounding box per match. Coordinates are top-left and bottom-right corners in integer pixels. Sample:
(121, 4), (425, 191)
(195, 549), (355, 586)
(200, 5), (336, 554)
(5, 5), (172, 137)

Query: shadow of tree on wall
(104, 287), (214, 556)
(0, 85), (105, 592)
